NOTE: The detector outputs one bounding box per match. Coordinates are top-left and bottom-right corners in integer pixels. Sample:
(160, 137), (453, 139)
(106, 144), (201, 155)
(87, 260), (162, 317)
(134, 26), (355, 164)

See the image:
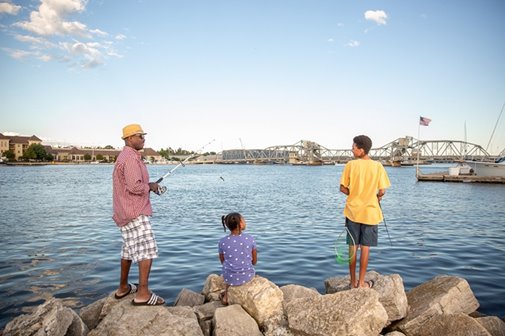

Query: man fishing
(112, 123), (165, 306)
(339, 135), (391, 289)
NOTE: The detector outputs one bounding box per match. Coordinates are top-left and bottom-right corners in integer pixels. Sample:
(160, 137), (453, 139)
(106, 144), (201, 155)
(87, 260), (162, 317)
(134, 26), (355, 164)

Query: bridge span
(216, 137), (495, 165)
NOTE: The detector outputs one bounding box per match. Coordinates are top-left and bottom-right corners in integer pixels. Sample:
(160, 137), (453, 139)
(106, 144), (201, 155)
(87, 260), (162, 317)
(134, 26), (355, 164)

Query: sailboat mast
(485, 102), (505, 153)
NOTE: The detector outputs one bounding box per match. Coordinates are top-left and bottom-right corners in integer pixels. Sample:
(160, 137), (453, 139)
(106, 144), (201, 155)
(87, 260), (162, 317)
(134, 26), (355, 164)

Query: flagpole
(416, 118), (421, 178)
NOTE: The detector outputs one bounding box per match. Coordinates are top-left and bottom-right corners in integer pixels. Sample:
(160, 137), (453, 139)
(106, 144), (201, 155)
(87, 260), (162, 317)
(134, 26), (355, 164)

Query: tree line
(1, 144), (216, 162)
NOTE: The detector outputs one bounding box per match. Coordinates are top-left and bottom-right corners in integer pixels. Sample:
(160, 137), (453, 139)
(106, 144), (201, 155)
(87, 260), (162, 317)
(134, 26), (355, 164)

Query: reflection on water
(0, 164), (504, 328)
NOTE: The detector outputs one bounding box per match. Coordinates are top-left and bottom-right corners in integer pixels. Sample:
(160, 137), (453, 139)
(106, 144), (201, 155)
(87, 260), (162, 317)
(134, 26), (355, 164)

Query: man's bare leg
(135, 258), (152, 301)
(116, 259), (132, 296)
(357, 245), (370, 288)
(348, 245), (358, 288)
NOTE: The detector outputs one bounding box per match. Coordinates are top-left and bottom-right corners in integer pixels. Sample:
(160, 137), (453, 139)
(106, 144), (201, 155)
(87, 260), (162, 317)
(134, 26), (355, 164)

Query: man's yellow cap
(121, 124), (146, 139)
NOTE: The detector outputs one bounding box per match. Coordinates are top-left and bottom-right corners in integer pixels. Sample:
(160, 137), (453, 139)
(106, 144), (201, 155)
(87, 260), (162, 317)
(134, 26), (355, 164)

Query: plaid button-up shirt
(112, 146), (152, 226)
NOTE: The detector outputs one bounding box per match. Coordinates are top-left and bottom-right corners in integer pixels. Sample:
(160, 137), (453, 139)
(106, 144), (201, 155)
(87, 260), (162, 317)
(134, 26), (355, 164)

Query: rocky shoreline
(2, 271), (504, 336)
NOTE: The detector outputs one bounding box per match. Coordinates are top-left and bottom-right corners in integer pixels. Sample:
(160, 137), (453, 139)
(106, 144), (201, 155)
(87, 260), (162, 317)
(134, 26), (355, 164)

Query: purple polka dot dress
(218, 233), (256, 286)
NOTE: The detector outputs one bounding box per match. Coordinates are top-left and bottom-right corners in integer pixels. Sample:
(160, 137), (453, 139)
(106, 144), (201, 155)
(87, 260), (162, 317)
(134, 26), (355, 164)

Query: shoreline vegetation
(2, 271), (504, 336)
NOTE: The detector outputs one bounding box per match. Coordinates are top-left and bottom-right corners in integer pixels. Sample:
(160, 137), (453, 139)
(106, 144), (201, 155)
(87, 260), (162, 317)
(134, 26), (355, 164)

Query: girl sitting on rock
(218, 212), (258, 305)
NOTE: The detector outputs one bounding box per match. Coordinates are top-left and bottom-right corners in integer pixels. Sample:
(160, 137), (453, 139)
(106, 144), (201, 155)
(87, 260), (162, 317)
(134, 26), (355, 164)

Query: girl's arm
(251, 248), (257, 265)
(219, 253), (224, 264)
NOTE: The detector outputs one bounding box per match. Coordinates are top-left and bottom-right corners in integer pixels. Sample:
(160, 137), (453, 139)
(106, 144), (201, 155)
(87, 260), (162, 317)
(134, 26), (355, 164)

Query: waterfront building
(0, 133), (43, 160)
(0, 133), (162, 163)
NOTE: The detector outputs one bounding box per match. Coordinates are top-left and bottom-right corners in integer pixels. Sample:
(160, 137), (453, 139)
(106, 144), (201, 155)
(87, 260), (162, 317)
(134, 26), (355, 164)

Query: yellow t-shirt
(340, 159), (391, 225)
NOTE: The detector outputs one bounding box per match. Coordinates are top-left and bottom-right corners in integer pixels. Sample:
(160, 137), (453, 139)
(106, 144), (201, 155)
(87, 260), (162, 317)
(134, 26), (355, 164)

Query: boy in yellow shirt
(339, 135), (391, 288)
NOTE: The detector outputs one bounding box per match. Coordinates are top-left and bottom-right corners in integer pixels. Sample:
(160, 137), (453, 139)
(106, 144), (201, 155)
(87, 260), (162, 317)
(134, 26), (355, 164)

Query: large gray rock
(324, 274), (354, 292)
(414, 313), (491, 336)
(79, 297), (107, 330)
(280, 284), (320, 305)
(3, 298), (89, 336)
(393, 275), (480, 335)
(88, 299), (203, 336)
(175, 288), (205, 307)
(285, 288), (388, 336)
(476, 316), (505, 336)
(325, 271), (408, 324)
(213, 304), (263, 336)
(194, 301), (226, 336)
(227, 275), (284, 329)
(202, 274), (226, 302)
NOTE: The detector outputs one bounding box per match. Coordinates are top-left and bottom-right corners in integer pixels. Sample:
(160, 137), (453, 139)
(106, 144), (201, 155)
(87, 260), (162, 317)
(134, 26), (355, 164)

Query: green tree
(96, 154), (104, 161)
(158, 148), (170, 159)
(104, 145), (114, 149)
(45, 153), (54, 161)
(84, 153), (92, 161)
(3, 149), (15, 161)
(25, 144), (48, 161)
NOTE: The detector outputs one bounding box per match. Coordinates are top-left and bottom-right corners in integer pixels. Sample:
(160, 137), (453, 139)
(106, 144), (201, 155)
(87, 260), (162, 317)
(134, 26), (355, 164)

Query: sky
(1, 0), (504, 154)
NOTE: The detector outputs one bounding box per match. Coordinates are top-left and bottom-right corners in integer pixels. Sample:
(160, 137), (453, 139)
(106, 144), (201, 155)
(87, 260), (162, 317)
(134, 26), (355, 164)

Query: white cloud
(14, 0), (89, 37)
(364, 10), (388, 25)
(5, 48), (33, 59)
(38, 54), (52, 61)
(61, 40), (105, 68)
(3, 0), (127, 69)
(0, 2), (21, 15)
(90, 28), (107, 37)
(346, 40), (360, 48)
(327, 38), (334, 43)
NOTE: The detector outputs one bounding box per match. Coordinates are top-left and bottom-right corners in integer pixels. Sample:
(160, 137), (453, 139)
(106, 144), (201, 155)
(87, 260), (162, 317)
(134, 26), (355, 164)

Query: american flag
(419, 116), (431, 126)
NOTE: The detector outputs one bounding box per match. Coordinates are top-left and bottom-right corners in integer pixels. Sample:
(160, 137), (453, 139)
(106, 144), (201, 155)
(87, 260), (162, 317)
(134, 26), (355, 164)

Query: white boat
(464, 157), (505, 177)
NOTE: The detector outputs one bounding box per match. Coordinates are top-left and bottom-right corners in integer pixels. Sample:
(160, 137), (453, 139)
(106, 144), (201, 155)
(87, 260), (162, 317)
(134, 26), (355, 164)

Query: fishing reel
(156, 185), (167, 195)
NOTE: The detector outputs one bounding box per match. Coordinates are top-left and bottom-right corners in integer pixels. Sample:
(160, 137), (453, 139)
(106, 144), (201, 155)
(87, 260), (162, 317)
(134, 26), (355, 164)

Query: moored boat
(464, 157), (505, 177)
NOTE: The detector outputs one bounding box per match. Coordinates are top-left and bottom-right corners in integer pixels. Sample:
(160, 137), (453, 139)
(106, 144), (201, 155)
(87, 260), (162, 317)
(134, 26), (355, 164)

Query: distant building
(0, 133), (42, 160)
(0, 133), (162, 163)
(49, 147), (162, 163)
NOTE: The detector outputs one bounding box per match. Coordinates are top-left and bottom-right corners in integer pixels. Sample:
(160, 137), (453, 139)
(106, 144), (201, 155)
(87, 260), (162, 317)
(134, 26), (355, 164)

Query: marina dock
(417, 173), (505, 184)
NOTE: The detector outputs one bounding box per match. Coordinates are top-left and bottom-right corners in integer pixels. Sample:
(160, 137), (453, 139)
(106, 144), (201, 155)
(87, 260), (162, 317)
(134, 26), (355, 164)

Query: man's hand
(149, 182), (160, 194)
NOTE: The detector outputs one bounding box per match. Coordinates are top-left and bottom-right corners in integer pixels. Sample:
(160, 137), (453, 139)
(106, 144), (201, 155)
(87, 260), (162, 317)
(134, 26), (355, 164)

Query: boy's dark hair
(222, 212), (242, 233)
(353, 135), (372, 154)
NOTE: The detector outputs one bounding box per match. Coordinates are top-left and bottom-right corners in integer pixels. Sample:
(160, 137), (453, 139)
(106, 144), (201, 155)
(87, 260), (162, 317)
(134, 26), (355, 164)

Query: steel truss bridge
(219, 137), (497, 165)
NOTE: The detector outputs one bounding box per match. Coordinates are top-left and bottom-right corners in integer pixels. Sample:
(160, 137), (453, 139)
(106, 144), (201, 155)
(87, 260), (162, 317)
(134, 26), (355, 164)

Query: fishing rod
(379, 202), (393, 247)
(154, 139), (215, 195)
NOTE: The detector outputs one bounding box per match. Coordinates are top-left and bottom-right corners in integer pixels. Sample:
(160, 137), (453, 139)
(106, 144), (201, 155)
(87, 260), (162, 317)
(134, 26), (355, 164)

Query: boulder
(202, 274), (226, 302)
(325, 271), (408, 324)
(393, 275), (480, 335)
(285, 288), (388, 336)
(175, 288), (205, 307)
(414, 313), (491, 336)
(3, 298), (88, 336)
(324, 274), (353, 292)
(213, 304), (263, 336)
(88, 299), (203, 336)
(193, 301), (226, 336)
(79, 297), (107, 330)
(280, 284), (320, 305)
(227, 275), (284, 329)
(476, 316), (505, 336)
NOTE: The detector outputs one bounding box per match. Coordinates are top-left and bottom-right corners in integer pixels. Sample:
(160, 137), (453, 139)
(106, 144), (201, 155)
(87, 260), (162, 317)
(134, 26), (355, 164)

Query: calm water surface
(0, 163), (504, 328)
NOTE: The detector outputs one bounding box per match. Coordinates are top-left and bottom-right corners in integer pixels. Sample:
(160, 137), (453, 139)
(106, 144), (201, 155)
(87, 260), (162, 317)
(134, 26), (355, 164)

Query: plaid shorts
(120, 215), (158, 263)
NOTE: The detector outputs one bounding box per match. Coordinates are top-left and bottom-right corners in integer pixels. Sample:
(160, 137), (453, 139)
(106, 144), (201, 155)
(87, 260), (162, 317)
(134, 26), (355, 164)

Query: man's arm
(377, 188), (385, 201)
(340, 184), (349, 195)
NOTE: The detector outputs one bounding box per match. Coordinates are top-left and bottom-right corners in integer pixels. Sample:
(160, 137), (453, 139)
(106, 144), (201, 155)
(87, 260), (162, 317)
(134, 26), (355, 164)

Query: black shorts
(346, 217), (378, 247)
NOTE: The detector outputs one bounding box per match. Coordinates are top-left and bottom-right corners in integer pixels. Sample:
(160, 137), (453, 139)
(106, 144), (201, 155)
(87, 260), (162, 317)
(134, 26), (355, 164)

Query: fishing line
(334, 226), (356, 265)
(379, 202), (393, 247)
(154, 139), (216, 195)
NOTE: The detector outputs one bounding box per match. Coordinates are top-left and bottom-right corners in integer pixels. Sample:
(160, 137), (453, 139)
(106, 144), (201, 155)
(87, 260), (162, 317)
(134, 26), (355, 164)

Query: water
(0, 163), (504, 328)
